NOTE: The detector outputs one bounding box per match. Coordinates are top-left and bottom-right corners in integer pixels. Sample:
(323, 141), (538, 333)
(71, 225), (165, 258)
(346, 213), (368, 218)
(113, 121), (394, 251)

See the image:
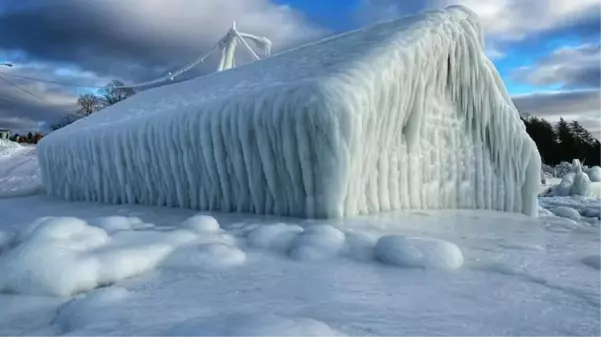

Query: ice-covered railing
(38, 6), (541, 218)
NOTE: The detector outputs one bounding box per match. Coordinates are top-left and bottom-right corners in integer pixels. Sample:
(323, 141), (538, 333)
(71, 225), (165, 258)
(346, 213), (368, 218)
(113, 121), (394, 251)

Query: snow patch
(374, 235), (464, 270)
(164, 313), (345, 336)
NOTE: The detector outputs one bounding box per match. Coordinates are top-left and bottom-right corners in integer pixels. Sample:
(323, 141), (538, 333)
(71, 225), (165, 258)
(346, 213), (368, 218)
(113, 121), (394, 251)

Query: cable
(0, 43), (221, 90)
(0, 73), (55, 106)
(0, 74), (77, 115)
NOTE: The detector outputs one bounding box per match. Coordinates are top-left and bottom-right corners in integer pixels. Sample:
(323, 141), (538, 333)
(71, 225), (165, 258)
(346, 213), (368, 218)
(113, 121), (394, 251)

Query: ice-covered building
(38, 6), (541, 218)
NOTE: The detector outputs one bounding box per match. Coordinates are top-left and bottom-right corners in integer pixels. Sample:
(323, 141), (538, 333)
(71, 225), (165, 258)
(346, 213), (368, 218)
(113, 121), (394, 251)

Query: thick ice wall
(38, 6), (541, 217)
(327, 6), (541, 216)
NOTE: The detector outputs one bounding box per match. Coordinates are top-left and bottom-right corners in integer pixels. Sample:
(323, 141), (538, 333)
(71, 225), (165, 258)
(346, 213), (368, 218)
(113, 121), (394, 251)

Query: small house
(0, 129), (10, 140)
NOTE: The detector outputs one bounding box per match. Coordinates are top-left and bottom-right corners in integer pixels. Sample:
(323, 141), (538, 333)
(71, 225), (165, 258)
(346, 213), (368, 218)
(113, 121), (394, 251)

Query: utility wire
(0, 43), (221, 90)
(0, 74), (77, 115)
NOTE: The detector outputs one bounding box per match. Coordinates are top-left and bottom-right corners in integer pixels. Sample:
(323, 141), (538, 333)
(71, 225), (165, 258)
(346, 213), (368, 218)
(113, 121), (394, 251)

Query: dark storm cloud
(0, 0), (323, 132)
(0, 3), (208, 81)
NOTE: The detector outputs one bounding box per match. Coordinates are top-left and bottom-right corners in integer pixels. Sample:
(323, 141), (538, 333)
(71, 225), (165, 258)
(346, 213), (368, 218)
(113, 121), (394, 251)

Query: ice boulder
(544, 160), (593, 197)
(38, 6), (540, 218)
(374, 235), (464, 269)
(587, 166), (601, 182)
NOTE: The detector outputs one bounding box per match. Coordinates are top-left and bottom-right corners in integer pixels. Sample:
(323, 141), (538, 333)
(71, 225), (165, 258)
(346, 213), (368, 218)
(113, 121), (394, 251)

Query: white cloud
(513, 43), (600, 89)
(358, 0), (599, 40)
(87, 0), (324, 53)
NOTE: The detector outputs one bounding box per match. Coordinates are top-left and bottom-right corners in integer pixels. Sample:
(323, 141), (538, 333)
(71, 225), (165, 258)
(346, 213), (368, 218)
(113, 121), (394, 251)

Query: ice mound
(180, 215), (222, 234)
(340, 230), (379, 261)
(288, 225), (346, 261)
(88, 216), (143, 233)
(246, 223), (304, 253)
(586, 166), (601, 182)
(54, 287), (130, 333)
(0, 215), (244, 297)
(374, 235), (464, 269)
(550, 206), (582, 221)
(163, 243), (246, 270)
(164, 313), (345, 336)
(544, 160), (594, 198)
(38, 6), (540, 218)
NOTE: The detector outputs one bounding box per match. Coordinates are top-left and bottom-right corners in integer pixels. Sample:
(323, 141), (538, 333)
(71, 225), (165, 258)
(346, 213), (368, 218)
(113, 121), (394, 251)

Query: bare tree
(77, 93), (102, 116)
(100, 80), (136, 107)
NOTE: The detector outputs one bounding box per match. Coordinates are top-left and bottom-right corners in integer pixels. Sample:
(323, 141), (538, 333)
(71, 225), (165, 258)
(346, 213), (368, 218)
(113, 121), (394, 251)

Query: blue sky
(0, 0), (599, 136)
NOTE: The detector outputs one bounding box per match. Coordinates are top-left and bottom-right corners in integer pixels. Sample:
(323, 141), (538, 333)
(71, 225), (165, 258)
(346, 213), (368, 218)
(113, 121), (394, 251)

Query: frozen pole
(217, 21), (239, 71)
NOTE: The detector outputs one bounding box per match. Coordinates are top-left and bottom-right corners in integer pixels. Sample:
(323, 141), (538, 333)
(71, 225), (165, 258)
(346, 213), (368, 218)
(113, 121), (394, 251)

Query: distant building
(0, 128), (9, 140)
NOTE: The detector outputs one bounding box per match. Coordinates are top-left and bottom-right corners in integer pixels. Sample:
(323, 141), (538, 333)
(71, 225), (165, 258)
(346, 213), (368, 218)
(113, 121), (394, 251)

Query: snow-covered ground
(0, 140), (42, 198)
(0, 140), (599, 336)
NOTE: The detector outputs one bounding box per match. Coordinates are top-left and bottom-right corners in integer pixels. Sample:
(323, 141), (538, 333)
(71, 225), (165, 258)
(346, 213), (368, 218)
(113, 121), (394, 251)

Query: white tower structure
(217, 21), (272, 72)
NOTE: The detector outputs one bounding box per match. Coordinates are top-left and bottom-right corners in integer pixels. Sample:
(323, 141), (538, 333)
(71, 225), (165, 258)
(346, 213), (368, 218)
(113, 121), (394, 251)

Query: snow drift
(37, 6), (540, 217)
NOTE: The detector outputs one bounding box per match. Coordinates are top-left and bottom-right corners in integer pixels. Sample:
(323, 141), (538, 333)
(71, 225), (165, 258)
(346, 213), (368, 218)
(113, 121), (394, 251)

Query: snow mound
(54, 287), (130, 333)
(180, 215), (222, 234)
(38, 6), (540, 218)
(0, 139), (23, 158)
(246, 223), (304, 253)
(374, 235), (464, 269)
(581, 255), (600, 270)
(0, 142), (43, 199)
(289, 225), (346, 261)
(163, 243), (246, 270)
(550, 206), (581, 221)
(164, 313), (345, 336)
(88, 216), (139, 233)
(0, 217), (199, 296)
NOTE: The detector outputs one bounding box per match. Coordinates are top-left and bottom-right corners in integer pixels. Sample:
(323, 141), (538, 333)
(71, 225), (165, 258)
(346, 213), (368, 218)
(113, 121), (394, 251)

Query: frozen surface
(0, 193), (599, 336)
(0, 140), (43, 198)
(38, 6), (540, 218)
(164, 313), (346, 336)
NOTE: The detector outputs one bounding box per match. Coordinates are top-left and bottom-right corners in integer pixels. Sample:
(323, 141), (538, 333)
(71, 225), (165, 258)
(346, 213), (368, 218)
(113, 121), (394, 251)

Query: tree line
(521, 115), (600, 166)
(51, 80), (136, 130)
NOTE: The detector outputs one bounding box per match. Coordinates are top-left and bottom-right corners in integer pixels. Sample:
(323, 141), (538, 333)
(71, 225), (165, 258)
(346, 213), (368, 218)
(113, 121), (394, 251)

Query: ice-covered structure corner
(37, 6), (541, 218)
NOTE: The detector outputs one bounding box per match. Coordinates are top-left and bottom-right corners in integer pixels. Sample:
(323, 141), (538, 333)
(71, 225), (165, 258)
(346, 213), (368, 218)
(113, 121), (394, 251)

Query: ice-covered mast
(217, 21), (272, 72)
